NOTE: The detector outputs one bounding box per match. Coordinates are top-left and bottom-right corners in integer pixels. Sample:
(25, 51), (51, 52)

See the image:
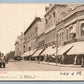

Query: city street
(1, 60), (84, 71)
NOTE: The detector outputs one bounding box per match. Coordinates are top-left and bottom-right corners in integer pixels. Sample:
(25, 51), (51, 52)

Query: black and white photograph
(0, 4), (84, 81)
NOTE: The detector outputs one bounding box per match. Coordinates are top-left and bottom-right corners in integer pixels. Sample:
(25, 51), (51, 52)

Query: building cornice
(56, 5), (84, 25)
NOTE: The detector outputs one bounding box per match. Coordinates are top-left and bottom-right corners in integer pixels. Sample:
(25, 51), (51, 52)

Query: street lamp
(55, 29), (58, 65)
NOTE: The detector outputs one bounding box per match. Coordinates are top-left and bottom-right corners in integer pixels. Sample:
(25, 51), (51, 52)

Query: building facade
(44, 4), (71, 47)
(24, 17), (45, 53)
(43, 4), (84, 64)
(15, 32), (24, 57)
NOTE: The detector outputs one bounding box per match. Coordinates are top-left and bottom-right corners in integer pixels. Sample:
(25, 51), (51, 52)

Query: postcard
(0, 3), (84, 81)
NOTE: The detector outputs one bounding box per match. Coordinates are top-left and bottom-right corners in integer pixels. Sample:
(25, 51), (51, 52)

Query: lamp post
(55, 29), (58, 65)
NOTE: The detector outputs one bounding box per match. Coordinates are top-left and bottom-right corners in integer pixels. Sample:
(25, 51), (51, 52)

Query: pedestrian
(0, 54), (6, 68)
(81, 56), (84, 67)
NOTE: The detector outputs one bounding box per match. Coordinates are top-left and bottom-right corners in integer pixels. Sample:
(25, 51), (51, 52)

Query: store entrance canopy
(29, 49), (37, 56)
(33, 49), (43, 57)
(21, 51), (30, 57)
(57, 43), (75, 55)
(41, 46), (62, 56)
(67, 42), (84, 55)
(21, 49), (36, 57)
(41, 46), (56, 56)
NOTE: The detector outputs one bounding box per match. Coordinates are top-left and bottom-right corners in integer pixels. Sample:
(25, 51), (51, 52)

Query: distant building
(15, 32), (24, 57)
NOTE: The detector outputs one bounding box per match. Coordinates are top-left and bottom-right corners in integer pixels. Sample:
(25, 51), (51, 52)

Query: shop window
(81, 23), (84, 36)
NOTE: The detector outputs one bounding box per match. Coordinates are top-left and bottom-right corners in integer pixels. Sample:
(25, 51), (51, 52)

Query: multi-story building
(23, 17), (45, 58)
(15, 39), (19, 57)
(15, 32), (24, 57)
(42, 4), (84, 65)
(41, 4), (71, 58)
(44, 4), (71, 47)
(32, 18), (45, 59)
(60, 5), (84, 64)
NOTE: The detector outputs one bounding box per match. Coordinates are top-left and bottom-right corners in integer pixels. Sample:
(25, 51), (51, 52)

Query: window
(46, 19), (48, 24)
(49, 14), (52, 19)
(69, 27), (73, 39)
(53, 12), (55, 17)
(81, 23), (84, 36)
(62, 32), (64, 39)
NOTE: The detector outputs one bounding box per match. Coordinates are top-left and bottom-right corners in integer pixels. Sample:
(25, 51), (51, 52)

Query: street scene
(0, 4), (84, 71)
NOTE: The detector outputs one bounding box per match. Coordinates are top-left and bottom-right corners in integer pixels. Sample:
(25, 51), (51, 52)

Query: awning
(21, 51), (30, 57)
(29, 49), (37, 56)
(41, 46), (62, 56)
(67, 42), (84, 55)
(21, 49), (36, 57)
(57, 43), (75, 55)
(32, 49), (43, 57)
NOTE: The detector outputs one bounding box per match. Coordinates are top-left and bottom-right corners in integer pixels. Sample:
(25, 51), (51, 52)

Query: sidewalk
(21, 60), (82, 68)
(39, 61), (81, 68)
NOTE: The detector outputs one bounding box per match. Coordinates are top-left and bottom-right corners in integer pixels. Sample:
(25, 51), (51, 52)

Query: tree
(6, 51), (15, 59)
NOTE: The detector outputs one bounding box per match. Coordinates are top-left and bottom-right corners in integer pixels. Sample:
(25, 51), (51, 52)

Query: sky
(0, 4), (80, 55)
(0, 4), (49, 55)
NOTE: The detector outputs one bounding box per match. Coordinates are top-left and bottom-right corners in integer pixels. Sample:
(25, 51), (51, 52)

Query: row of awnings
(21, 42), (84, 57)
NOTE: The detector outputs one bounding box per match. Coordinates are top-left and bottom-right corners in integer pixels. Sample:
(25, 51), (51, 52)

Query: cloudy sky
(0, 4), (80, 55)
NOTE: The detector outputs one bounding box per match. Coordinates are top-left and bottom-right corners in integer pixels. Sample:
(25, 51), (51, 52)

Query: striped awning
(41, 46), (62, 56)
(57, 43), (75, 55)
(21, 51), (30, 57)
(21, 49), (36, 57)
(67, 42), (84, 55)
(33, 49), (43, 57)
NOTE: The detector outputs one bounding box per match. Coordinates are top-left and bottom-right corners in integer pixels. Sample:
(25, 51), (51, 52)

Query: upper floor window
(58, 31), (64, 41)
(69, 26), (73, 39)
(81, 23), (84, 36)
(46, 19), (48, 24)
(53, 12), (55, 17)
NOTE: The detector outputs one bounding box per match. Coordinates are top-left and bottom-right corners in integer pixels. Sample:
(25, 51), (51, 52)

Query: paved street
(1, 60), (84, 71)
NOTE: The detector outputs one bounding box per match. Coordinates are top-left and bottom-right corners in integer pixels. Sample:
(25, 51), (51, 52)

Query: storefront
(21, 51), (30, 60)
(67, 42), (84, 65)
(40, 46), (63, 62)
(21, 49), (36, 60)
(57, 43), (75, 64)
(32, 49), (44, 61)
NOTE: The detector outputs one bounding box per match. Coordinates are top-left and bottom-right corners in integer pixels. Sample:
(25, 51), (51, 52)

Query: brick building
(42, 4), (84, 65)
(22, 17), (45, 59)
(41, 4), (71, 60)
